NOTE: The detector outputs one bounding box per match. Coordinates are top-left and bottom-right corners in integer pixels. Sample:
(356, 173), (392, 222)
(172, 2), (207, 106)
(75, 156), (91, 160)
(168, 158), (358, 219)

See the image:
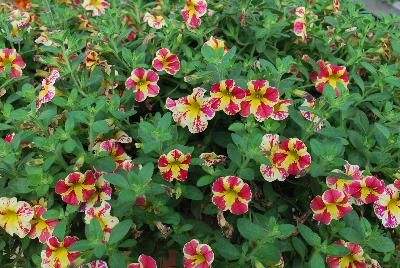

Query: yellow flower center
(193, 253), (206, 265)
(253, 93), (263, 99)
(3, 209), (18, 223)
(185, 98), (203, 119)
(388, 198), (400, 213)
(0, 57), (12, 66)
(53, 246), (69, 263)
(328, 74), (341, 86)
(89, 0), (102, 7)
(32, 218), (47, 231)
(136, 79), (148, 87)
(285, 149), (299, 164)
(224, 189), (239, 205)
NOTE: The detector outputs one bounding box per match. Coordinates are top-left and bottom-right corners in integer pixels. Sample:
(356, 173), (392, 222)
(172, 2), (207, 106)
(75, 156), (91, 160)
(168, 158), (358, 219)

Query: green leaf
(252, 243), (281, 264)
(227, 143), (241, 166)
(310, 251), (325, 268)
(182, 185), (203, 200)
(109, 219), (133, 244)
(109, 252), (125, 268)
(298, 224), (321, 247)
(237, 218), (268, 241)
(196, 175), (214, 187)
(69, 240), (93, 251)
(292, 237), (306, 259)
(93, 156), (116, 172)
(367, 235), (395, 253)
(87, 218), (103, 241)
(338, 227), (363, 244)
(277, 224), (295, 239)
(324, 244), (349, 256)
(92, 120), (109, 135)
(53, 220), (67, 240)
(201, 45), (217, 62)
(104, 173), (130, 189)
(138, 163), (154, 180)
(215, 237), (241, 261)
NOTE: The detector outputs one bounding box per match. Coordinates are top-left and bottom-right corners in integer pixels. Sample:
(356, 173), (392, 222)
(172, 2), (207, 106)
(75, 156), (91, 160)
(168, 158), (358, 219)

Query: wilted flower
(84, 201), (119, 242)
(78, 260), (108, 268)
(199, 152), (226, 167)
(94, 139), (131, 171)
(158, 149), (191, 182)
(183, 239), (214, 268)
(85, 50), (100, 71)
(326, 240), (366, 268)
(28, 205), (59, 243)
(259, 134), (289, 182)
(82, 0), (109, 16)
(143, 12), (166, 29)
(271, 99), (293, 120)
(0, 48), (26, 78)
(210, 79), (245, 115)
(347, 176), (385, 204)
(36, 70), (60, 109)
(326, 162), (363, 193)
(373, 184), (400, 228)
(127, 255), (157, 268)
(310, 189), (352, 224)
(332, 0), (340, 13)
(0, 197), (33, 238)
(40, 236), (80, 268)
(152, 48), (180, 75)
(299, 95), (324, 131)
(204, 36), (229, 54)
(181, 0), (207, 29)
(293, 7), (307, 42)
(125, 68), (160, 102)
(55, 171), (97, 206)
(8, 9), (32, 37)
(212, 176), (252, 215)
(314, 60), (349, 96)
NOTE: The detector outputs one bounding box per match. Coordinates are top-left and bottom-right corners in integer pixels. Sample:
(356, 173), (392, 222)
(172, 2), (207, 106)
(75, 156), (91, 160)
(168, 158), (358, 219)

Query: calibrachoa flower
(85, 50), (100, 70)
(181, 0), (207, 29)
(326, 162), (363, 193)
(211, 176), (252, 215)
(333, 0), (340, 12)
(80, 172), (112, 211)
(28, 205), (59, 243)
(204, 36), (229, 54)
(3, 133), (15, 143)
(199, 152), (226, 167)
(127, 255), (157, 268)
(210, 79), (245, 115)
(299, 95), (324, 131)
(0, 197), (33, 238)
(143, 12), (166, 29)
(240, 80), (279, 122)
(166, 87), (215, 133)
(272, 138), (311, 176)
(84, 201), (119, 242)
(94, 139), (131, 171)
(82, 0), (109, 16)
(158, 149), (191, 182)
(183, 239), (214, 268)
(55, 171), (97, 206)
(79, 260), (108, 268)
(41, 236), (80, 268)
(259, 134), (289, 182)
(0, 48), (26, 78)
(152, 48), (180, 75)
(125, 68), (160, 102)
(293, 7), (307, 42)
(347, 176), (385, 204)
(326, 240), (366, 268)
(36, 70), (60, 109)
(314, 60), (349, 96)
(271, 99), (293, 120)
(310, 189), (352, 225)
(373, 184), (400, 228)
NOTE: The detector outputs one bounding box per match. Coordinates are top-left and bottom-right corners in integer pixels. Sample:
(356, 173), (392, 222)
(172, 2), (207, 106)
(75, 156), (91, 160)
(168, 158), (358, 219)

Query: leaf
(201, 45), (217, 62)
(108, 219), (133, 244)
(292, 237), (306, 259)
(338, 227), (363, 244)
(109, 252), (125, 268)
(87, 218), (103, 241)
(297, 224), (321, 247)
(92, 120), (109, 134)
(277, 224), (295, 239)
(104, 173), (130, 189)
(69, 240), (93, 251)
(227, 143), (241, 166)
(310, 251), (325, 268)
(182, 185), (203, 200)
(237, 218), (268, 241)
(138, 163), (154, 180)
(93, 156), (116, 173)
(252, 243), (281, 264)
(196, 175), (214, 187)
(325, 244), (349, 256)
(215, 237), (241, 260)
(53, 220), (67, 240)
(367, 235), (395, 253)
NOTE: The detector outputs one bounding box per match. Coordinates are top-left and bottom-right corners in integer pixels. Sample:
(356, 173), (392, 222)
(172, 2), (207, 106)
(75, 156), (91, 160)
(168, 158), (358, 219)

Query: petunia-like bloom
(272, 138), (311, 176)
(94, 139), (131, 171)
(373, 184), (400, 228)
(211, 176), (252, 215)
(3, 133), (15, 143)
(84, 201), (119, 242)
(332, 0), (340, 13)
(181, 0), (207, 29)
(240, 80), (279, 122)
(152, 48), (180, 75)
(41, 236), (80, 268)
(55, 171), (97, 206)
(347, 176), (385, 204)
(259, 134), (289, 182)
(326, 161), (363, 194)
(127, 255), (157, 268)
(82, 0), (109, 16)
(28, 205), (59, 243)
(183, 239), (214, 268)
(299, 95), (324, 131)
(36, 70), (60, 109)
(270, 99), (292, 120)
(143, 12), (166, 29)
(204, 36), (229, 54)
(158, 149), (191, 182)
(210, 79), (245, 115)
(80, 172), (112, 211)
(125, 68), (160, 102)
(78, 260), (108, 268)
(0, 197), (33, 238)
(310, 189), (352, 225)
(314, 60), (349, 96)
(293, 7), (307, 42)
(326, 240), (366, 268)
(85, 50), (100, 71)
(166, 87), (215, 133)
(199, 152), (226, 167)
(0, 48), (26, 78)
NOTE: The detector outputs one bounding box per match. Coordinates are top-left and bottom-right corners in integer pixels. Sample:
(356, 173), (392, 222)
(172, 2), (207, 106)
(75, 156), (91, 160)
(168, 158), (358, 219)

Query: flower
(259, 134), (289, 182)
(36, 70), (60, 109)
(55, 171), (97, 206)
(94, 139), (131, 171)
(299, 95), (324, 131)
(210, 79), (246, 115)
(0, 48), (26, 78)
(240, 80), (279, 122)
(293, 7), (307, 42)
(158, 149), (191, 182)
(272, 138), (311, 176)
(85, 50), (100, 71)
(326, 240), (366, 268)
(84, 201), (119, 242)
(82, 0), (109, 16)
(166, 87), (215, 133)
(314, 60), (349, 96)
(326, 162), (363, 193)
(125, 68), (160, 102)
(204, 36), (229, 54)
(347, 176), (385, 204)
(0, 197), (33, 238)
(80, 172), (112, 211)
(127, 255), (157, 268)
(181, 0), (207, 29)
(143, 12), (166, 29)
(211, 176), (252, 215)
(373, 184), (400, 228)
(152, 48), (180, 75)
(79, 260), (108, 268)
(3, 133), (15, 143)
(332, 0), (340, 12)
(183, 239), (214, 268)
(41, 236), (80, 268)
(28, 205), (59, 243)
(310, 189), (352, 225)
(270, 99), (292, 120)
(199, 152), (226, 167)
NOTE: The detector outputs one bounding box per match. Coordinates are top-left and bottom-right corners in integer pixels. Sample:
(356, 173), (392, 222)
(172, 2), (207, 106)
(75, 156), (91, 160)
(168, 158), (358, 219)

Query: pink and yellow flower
(79, 260), (108, 268)
(204, 36), (229, 54)
(158, 149), (191, 182)
(84, 201), (119, 241)
(314, 60), (349, 96)
(0, 197), (33, 238)
(181, 0), (207, 29)
(125, 68), (160, 102)
(127, 255), (157, 268)
(152, 48), (180, 75)
(0, 48), (26, 78)
(347, 176), (385, 204)
(310, 189), (352, 225)
(143, 12), (166, 29)
(55, 171), (97, 206)
(240, 80), (279, 122)
(373, 184), (400, 228)
(80, 172), (112, 211)
(41, 236), (80, 268)
(271, 99), (292, 120)
(82, 0), (109, 16)
(211, 176), (252, 215)
(299, 95), (324, 131)
(293, 7), (307, 42)
(333, 0), (340, 12)
(326, 162), (363, 194)
(36, 70), (60, 109)
(210, 79), (246, 115)
(166, 87), (215, 133)
(326, 240), (366, 268)
(3, 133), (15, 143)
(85, 50), (100, 71)
(28, 205), (59, 244)
(183, 239), (214, 268)
(259, 134), (289, 182)
(95, 139), (131, 171)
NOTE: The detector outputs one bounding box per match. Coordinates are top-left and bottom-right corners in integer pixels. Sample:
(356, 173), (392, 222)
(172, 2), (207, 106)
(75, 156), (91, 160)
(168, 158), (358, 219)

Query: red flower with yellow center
(158, 149), (191, 182)
(0, 197), (33, 238)
(326, 162), (363, 194)
(94, 139), (131, 171)
(240, 80), (279, 122)
(326, 240), (366, 268)
(127, 255), (157, 268)
(125, 68), (160, 102)
(0, 48), (26, 78)
(204, 36), (229, 54)
(3, 133), (15, 143)
(80, 172), (112, 211)
(373, 184), (400, 228)
(85, 50), (100, 71)
(37, 70), (60, 109)
(181, 0), (207, 29)
(55, 171), (97, 206)
(152, 48), (180, 75)
(314, 60), (349, 96)
(40, 236), (80, 268)
(84, 201), (119, 242)
(210, 79), (245, 115)
(143, 12), (166, 29)
(259, 134), (289, 182)
(211, 176), (252, 215)
(310, 189), (352, 225)
(183, 239), (214, 268)
(28, 205), (59, 244)
(82, 0), (110, 16)
(271, 99), (292, 120)
(347, 175), (385, 204)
